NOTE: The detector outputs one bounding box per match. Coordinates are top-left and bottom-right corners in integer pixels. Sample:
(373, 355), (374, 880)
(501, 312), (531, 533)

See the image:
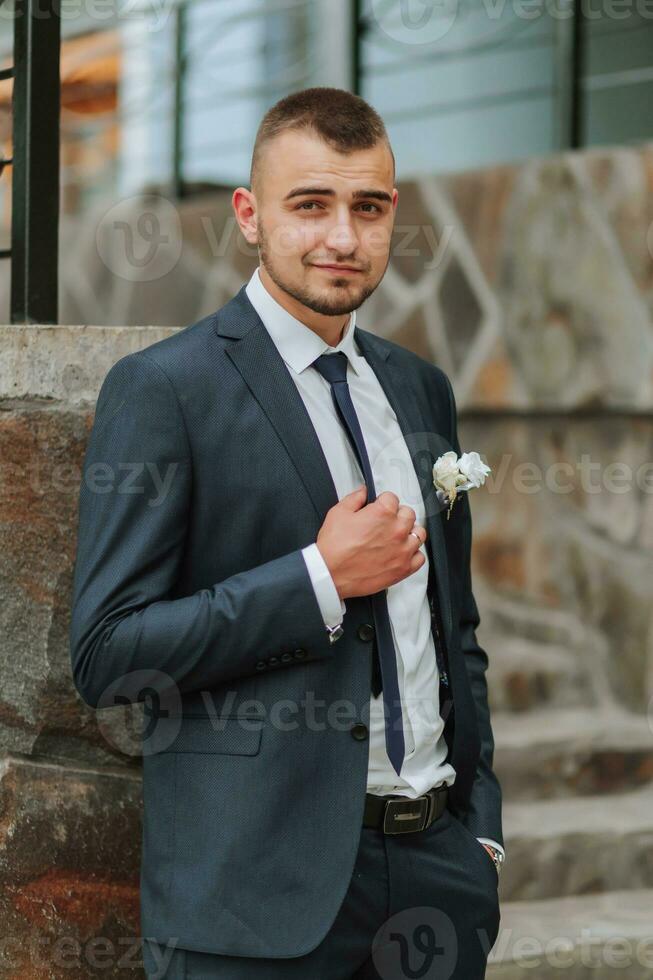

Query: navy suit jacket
(69, 284), (503, 957)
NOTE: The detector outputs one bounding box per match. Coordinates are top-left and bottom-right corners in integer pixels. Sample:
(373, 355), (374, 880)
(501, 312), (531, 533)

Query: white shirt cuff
(476, 838), (505, 858)
(301, 544), (346, 629)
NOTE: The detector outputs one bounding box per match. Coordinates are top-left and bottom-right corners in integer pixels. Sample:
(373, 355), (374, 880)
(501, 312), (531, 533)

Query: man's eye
(296, 201), (381, 213)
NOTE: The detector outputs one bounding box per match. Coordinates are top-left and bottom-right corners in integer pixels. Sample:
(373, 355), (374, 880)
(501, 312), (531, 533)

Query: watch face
(485, 846), (503, 872)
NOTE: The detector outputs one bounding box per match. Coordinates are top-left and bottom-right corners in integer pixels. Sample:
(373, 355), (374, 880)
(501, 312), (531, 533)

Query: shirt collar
(245, 265), (362, 377)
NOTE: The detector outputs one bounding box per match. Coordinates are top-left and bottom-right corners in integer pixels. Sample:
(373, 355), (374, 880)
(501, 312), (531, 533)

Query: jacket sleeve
(443, 371), (504, 849)
(69, 351), (340, 710)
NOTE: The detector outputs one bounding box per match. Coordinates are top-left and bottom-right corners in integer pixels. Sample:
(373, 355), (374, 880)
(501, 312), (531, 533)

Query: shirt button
(357, 623), (375, 642)
(293, 648), (307, 659)
(350, 722), (369, 741)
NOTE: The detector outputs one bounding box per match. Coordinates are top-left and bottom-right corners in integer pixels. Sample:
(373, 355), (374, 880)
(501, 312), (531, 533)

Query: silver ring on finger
(409, 530), (422, 546)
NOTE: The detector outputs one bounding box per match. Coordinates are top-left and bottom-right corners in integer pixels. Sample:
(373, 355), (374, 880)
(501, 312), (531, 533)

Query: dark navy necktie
(312, 350), (405, 777)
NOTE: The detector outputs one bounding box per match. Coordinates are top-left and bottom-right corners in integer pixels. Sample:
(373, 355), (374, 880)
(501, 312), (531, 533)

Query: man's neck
(258, 265), (350, 348)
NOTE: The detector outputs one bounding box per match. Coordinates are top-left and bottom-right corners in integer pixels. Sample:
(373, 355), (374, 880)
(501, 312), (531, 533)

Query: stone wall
(1, 143), (653, 976)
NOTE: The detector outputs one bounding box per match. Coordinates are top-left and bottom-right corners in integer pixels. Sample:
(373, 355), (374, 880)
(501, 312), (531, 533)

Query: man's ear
(232, 187), (258, 246)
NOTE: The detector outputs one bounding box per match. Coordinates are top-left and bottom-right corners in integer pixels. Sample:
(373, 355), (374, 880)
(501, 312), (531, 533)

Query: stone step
(486, 636), (589, 713)
(478, 591), (620, 713)
(487, 889), (653, 979)
(492, 707), (653, 801)
(499, 784), (653, 901)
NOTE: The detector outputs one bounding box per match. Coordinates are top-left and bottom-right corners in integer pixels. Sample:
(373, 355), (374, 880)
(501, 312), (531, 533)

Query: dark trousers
(142, 805), (501, 979)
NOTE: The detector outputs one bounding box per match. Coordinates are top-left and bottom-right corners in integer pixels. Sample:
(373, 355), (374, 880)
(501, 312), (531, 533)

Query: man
(70, 87), (504, 979)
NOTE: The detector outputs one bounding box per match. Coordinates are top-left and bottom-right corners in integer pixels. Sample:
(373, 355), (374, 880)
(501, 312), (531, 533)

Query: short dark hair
(250, 86), (395, 194)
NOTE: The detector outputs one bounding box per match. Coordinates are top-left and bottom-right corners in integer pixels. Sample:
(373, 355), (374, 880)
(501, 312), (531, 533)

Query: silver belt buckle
(382, 794), (431, 834)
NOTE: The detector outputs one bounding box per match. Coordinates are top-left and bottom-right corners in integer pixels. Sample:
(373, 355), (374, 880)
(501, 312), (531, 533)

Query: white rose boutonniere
(433, 450), (491, 520)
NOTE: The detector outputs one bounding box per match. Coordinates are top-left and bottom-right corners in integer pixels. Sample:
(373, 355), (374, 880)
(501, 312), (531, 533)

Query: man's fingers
(375, 490), (400, 513)
(396, 504), (417, 526)
(338, 485), (368, 511)
(409, 525), (427, 547)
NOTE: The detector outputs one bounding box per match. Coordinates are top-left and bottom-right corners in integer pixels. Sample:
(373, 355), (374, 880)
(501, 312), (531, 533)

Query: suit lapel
(215, 286), (453, 649)
(217, 287), (340, 525)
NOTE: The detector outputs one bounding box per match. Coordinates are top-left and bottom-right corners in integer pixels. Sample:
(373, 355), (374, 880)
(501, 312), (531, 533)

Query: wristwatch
(482, 843), (504, 877)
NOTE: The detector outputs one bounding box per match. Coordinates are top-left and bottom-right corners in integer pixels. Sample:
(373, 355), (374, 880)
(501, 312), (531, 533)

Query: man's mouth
(312, 263), (363, 275)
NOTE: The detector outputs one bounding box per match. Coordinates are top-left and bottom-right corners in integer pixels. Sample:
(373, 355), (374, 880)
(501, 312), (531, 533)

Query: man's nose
(324, 215), (359, 254)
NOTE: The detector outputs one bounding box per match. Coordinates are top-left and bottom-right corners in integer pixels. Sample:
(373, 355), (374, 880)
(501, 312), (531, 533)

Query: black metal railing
(5, 0), (61, 323)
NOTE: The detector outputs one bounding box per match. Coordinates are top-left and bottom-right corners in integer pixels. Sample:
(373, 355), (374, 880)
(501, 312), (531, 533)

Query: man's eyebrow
(283, 186), (392, 204)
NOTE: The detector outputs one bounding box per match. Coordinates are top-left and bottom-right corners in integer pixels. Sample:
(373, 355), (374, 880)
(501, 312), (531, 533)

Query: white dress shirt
(245, 267), (503, 858)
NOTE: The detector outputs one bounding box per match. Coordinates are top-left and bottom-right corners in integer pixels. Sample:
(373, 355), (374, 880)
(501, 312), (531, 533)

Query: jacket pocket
(157, 715), (262, 756)
(449, 810), (499, 883)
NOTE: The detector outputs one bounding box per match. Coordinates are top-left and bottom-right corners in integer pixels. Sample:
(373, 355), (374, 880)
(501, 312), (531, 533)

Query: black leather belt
(363, 784), (449, 834)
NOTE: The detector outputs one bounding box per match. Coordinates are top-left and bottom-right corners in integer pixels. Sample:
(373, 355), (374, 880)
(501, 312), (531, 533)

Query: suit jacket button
(255, 661), (266, 671)
(350, 722), (369, 741)
(357, 623), (375, 642)
(293, 648), (307, 659)
(267, 656), (279, 667)
(280, 652), (293, 663)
